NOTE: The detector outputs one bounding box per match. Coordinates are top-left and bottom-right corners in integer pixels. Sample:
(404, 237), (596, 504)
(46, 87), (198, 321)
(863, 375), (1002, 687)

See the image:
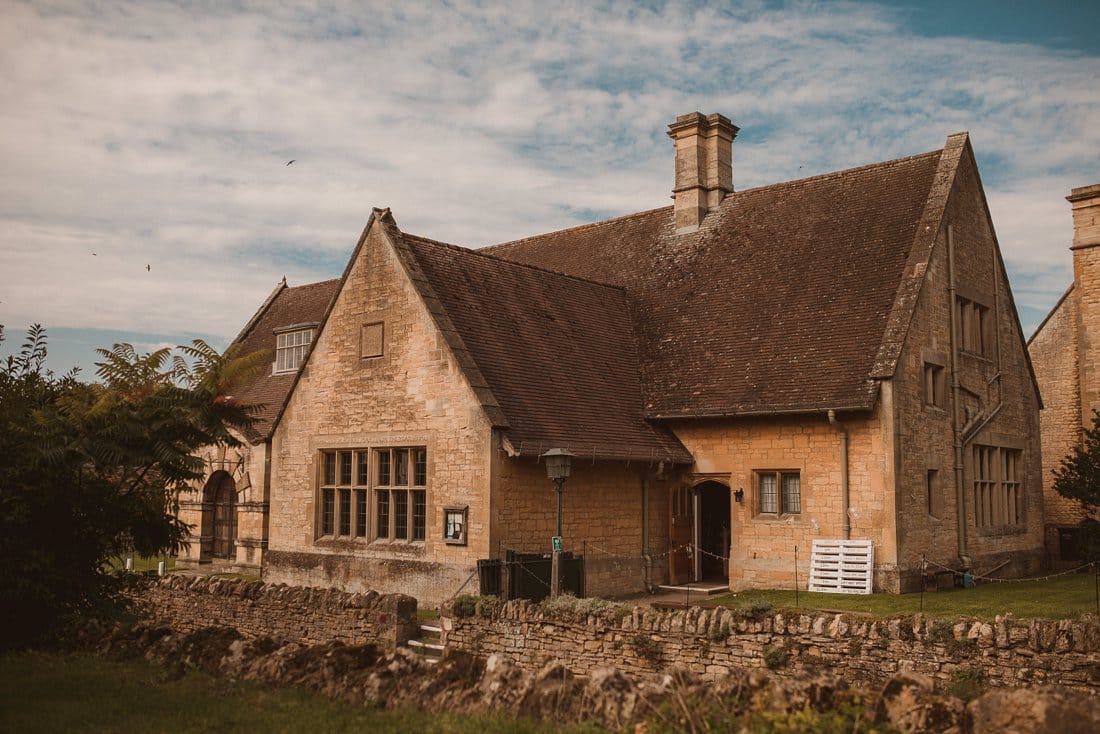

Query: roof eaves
(869, 132), (968, 380)
(648, 401), (877, 421)
(507, 440), (694, 465)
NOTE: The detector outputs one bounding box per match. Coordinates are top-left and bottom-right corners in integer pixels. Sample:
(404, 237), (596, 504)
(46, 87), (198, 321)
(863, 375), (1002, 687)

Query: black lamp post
(541, 448), (574, 597)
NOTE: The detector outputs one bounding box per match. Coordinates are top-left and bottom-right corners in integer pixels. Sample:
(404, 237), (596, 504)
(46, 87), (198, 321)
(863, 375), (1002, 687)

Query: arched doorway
(202, 471), (237, 560)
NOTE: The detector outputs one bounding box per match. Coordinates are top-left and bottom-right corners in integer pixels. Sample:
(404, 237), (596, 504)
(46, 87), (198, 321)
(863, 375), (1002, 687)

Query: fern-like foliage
(0, 326), (266, 649)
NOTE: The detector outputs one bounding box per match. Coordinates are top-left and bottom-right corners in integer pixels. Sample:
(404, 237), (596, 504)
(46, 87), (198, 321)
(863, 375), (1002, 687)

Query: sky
(1, 0), (1098, 377)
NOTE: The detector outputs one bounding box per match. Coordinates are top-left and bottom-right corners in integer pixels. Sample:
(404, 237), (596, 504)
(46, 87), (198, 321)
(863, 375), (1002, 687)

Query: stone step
(419, 623), (442, 635)
(656, 583), (729, 596)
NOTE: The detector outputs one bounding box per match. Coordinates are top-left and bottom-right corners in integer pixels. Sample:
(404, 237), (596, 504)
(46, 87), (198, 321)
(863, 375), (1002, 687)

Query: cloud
(0, 0), (1097, 359)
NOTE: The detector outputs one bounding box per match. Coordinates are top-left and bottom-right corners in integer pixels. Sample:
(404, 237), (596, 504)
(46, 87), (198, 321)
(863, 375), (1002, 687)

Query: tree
(0, 325), (265, 648)
(1052, 410), (1100, 562)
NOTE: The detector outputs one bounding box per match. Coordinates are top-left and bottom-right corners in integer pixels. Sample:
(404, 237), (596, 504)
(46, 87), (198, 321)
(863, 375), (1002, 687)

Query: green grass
(702, 571), (1100, 620)
(0, 651), (604, 734)
(106, 555), (175, 574)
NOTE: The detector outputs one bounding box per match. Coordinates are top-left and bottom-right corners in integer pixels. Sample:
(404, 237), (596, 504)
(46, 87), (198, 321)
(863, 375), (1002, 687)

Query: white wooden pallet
(808, 539), (874, 594)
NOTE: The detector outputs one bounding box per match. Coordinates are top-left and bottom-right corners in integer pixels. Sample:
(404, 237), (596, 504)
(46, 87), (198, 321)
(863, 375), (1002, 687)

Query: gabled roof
(394, 228), (692, 463)
(232, 277), (340, 442)
(486, 146), (951, 417)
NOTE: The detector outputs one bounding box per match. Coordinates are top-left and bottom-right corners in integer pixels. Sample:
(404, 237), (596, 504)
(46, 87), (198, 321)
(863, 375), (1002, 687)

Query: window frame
(274, 327), (314, 374)
(443, 506), (468, 545)
(316, 449), (372, 540)
(972, 444), (1023, 530)
(372, 446), (428, 544)
(755, 470), (801, 517)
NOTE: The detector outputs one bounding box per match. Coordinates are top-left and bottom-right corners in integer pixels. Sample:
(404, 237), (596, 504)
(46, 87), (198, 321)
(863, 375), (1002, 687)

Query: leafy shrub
(631, 633), (661, 663)
(945, 667), (985, 701)
(729, 599), (774, 621)
(763, 643), (789, 670)
(0, 326), (263, 650)
(538, 593), (631, 624)
(451, 595), (479, 619)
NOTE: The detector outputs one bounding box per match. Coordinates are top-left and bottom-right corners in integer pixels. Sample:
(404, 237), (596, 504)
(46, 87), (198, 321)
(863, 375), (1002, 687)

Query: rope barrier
(921, 556), (1095, 584)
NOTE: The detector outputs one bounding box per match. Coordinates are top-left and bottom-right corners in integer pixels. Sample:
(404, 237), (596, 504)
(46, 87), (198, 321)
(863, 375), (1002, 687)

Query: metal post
(551, 478), (564, 597)
(920, 555), (926, 614)
(794, 545), (799, 608)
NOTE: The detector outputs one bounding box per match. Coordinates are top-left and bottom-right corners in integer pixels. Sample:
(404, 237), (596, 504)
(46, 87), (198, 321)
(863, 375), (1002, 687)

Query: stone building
(181, 112), (1045, 600)
(176, 278), (339, 574)
(1027, 184), (1100, 565)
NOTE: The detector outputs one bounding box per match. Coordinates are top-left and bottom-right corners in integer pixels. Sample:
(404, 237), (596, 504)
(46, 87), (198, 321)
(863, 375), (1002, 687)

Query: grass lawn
(107, 555), (175, 574)
(702, 570), (1100, 620)
(0, 651), (603, 734)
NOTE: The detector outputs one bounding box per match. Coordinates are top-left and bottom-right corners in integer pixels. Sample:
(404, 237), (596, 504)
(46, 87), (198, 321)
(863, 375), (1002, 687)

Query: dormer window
(274, 326), (315, 373)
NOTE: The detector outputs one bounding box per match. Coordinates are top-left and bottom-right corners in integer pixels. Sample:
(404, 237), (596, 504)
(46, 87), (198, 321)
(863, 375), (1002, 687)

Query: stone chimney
(1070, 184), (1100, 419)
(667, 112), (739, 231)
(1069, 184), (1100, 249)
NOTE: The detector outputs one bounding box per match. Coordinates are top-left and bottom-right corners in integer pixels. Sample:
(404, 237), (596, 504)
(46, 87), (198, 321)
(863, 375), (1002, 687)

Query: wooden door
(212, 475), (236, 559)
(669, 485), (694, 584)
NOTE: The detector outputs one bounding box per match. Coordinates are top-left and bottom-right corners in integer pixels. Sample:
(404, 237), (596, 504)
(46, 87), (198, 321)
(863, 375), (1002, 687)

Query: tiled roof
(397, 230), (692, 463)
(486, 149), (946, 417)
(232, 278), (340, 442)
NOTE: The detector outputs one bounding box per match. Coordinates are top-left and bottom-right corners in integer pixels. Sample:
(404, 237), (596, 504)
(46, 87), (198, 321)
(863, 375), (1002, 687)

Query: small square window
(756, 471), (800, 515)
(275, 328), (313, 373)
(361, 322), (384, 359)
(444, 506), (468, 545)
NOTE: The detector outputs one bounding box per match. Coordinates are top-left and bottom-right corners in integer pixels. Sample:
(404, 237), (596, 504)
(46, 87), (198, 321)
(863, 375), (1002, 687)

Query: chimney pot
(668, 112), (739, 231)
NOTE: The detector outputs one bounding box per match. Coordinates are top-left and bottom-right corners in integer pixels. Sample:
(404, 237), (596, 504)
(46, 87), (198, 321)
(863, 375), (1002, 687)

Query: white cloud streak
(0, 0), (1097, 347)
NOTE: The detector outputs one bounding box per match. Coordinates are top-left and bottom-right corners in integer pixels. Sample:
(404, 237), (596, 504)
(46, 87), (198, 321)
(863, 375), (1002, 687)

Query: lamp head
(540, 448), (575, 481)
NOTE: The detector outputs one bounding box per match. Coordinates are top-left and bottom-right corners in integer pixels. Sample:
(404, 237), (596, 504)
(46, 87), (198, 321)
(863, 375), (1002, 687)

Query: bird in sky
(286, 159), (296, 166)
(92, 252), (97, 256)
(146, 264), (151, 272)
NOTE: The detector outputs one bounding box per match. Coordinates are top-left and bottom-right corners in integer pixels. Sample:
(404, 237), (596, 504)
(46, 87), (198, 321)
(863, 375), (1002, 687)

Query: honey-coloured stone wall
(441, 598), (1100, 692)
(134, 576), (418, 646)
(264, 218), (495, 605)
(891, 150), (1045, 586)
(493, 455), (679, 597)
(669, 408), (898, 591)
(176, 439), (269, 573)
(1028, 289), (1086, 553)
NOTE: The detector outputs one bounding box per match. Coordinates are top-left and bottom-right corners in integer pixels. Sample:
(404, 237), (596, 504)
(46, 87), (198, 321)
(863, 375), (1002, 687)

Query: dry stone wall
(441, 599), (1100, 692)
(134, 576), (418, 647)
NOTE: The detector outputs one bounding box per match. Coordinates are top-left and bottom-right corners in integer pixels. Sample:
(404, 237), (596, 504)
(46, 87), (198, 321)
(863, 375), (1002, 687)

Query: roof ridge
(287, 277), (341, 290)
(482, 205), (671, 253)
(735, 148), (944, 199)
(404, 232), (628, 293)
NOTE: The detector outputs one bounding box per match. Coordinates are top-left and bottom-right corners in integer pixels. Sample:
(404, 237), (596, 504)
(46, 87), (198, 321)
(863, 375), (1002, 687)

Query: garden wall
(440, 598), (1100, 692)
(132, 576), (418, 646)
